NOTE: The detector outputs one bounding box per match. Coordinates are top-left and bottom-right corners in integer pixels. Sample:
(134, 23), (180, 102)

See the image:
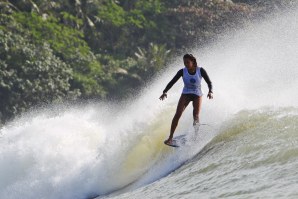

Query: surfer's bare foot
(165, 138), (173, 144)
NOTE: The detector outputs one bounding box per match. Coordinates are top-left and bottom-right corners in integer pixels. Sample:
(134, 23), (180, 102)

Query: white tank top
(182, 67), (203, 96)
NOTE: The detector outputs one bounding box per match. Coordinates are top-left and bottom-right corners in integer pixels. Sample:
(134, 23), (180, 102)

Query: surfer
(159, 54), (213, 145)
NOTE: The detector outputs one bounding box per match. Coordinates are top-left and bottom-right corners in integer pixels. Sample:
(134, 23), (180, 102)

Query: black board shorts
(182, 93), (200, 101)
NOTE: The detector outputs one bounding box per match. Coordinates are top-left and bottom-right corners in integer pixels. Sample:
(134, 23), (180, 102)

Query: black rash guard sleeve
(163, 69), (183, 93)
(200, 67), (213, 93)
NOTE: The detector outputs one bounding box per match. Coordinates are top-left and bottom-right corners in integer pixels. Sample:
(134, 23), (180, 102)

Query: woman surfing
(159, 54), (213, 145)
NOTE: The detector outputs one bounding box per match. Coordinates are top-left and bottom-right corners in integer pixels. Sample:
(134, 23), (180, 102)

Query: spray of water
(1, 6), (298, 199)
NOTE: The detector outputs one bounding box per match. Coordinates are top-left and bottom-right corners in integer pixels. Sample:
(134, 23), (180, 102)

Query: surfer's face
(184, 58), (195, 69)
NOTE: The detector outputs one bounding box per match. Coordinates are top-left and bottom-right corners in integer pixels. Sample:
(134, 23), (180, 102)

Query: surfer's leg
(169, 94), (191, 139)
(192, 96), (202, 126)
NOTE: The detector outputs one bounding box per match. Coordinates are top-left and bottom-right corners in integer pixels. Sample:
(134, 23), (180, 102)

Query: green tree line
(0, 0), (296, 123)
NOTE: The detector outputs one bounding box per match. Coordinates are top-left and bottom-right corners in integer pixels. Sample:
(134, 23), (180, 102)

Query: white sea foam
(1, 6), (298, 199)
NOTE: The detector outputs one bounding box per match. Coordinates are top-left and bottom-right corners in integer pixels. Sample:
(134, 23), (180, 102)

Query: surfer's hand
(207, 92), (213, 99)
(159, 93), (167, 100)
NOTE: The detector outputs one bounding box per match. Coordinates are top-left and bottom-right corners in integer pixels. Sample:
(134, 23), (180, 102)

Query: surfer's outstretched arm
(159, 69), (183, 100)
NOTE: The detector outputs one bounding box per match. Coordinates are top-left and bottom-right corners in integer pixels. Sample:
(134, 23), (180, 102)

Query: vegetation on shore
(0, 0), (296, 123)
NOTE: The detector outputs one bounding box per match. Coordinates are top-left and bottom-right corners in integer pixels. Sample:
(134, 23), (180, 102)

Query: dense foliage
(0, 0), (296, 123)
(0, 29), (76, 120)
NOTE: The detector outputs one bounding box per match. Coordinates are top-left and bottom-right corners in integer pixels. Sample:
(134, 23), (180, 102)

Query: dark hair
(183, 54), (198, 67)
